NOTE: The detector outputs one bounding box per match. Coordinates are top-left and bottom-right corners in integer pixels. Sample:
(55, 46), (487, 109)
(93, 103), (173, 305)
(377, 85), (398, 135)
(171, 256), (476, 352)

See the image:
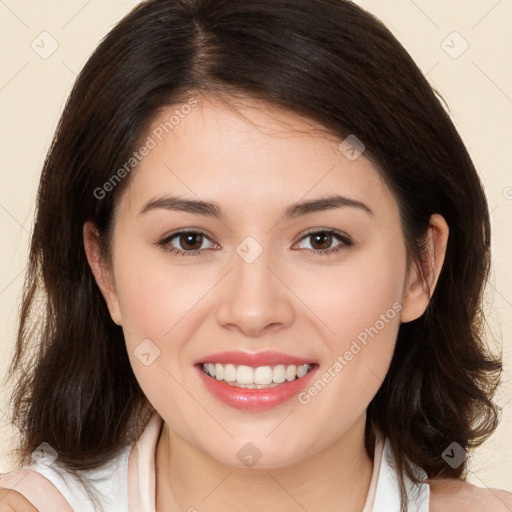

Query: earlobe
(83, 221), (122, 326)
(400, 214), (449, 323)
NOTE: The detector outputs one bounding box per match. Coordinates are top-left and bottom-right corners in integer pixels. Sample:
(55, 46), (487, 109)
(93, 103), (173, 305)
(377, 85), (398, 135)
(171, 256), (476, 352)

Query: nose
(215, 244), (295, 336)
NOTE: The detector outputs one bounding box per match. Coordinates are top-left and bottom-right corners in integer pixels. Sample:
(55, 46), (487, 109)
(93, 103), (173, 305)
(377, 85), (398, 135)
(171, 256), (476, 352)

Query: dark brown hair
(4, 0), (502, 510)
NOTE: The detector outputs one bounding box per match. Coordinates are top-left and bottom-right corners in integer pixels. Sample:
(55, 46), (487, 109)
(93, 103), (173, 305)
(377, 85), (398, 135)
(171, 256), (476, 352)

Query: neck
(156, 414), (374, 512)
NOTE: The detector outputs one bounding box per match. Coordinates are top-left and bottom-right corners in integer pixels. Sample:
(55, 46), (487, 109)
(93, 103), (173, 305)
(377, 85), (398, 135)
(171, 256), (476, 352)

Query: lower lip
(196, 364), (318, 411)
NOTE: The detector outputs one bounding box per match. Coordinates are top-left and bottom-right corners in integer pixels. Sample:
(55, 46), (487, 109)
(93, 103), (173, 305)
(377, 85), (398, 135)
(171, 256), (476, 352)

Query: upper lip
(196, 351), (317, 367)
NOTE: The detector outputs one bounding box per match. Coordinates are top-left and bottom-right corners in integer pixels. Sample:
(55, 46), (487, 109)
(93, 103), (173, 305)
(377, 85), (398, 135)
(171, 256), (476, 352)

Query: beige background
(0, 0), (511, 494)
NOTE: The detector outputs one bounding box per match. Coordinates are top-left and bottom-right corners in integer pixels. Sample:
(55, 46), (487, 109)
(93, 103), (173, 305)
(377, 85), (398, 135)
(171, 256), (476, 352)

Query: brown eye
(309, 232), (334, 250)
(178, 232), (204, 251)
(294, 230), (353, 256)
(157, 230), (216, 256)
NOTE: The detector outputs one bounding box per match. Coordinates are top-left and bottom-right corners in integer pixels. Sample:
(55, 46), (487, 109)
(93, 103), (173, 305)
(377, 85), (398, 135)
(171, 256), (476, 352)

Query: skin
(2, 97), (510, 512)
(0, 490), (39, 512)
(82, 94), (456, 512)
(2, 483), (511, 512)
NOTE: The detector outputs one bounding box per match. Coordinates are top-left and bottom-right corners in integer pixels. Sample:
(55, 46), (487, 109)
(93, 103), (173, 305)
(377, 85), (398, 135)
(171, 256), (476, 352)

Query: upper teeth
(202, 363), (312, 387)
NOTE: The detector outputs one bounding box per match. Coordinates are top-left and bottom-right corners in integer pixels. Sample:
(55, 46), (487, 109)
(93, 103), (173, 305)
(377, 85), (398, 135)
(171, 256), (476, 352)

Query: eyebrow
(139, 194), (374, 219)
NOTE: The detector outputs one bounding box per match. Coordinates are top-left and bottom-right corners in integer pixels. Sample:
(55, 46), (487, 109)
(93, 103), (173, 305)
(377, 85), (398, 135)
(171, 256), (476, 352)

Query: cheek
(293, 238), (406, 406)
(112, 235), (215, 346)
(296, 242), (406, 350)
(111, 239), (209, 421)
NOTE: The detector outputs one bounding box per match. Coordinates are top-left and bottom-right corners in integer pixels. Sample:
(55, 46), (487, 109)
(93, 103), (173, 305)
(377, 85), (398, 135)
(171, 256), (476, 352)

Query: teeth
(215, 363), (224, 381)
(297, 364), (308, 378)
(223, 363), (237, 382)
(201, 362), (313, 387)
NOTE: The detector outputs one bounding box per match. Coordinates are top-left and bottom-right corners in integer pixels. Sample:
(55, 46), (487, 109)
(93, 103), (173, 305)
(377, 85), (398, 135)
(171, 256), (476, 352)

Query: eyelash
(156, 228), (353, 257)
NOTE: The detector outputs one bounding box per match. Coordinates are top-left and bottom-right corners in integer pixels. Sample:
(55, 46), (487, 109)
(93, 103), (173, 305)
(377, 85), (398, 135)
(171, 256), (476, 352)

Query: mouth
(197, 362), (317, 389)
(194, 351), (319, 410)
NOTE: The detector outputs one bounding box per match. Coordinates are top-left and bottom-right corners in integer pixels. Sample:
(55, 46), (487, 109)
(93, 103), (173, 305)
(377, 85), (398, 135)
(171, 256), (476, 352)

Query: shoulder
(0, 444), (131, 512)
(0, 468), (75, 511)
(429, 478), (512, 512)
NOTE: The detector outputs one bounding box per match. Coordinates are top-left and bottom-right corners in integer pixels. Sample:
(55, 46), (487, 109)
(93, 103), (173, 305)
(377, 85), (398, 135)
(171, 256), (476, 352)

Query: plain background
(0, 0), (511, 494)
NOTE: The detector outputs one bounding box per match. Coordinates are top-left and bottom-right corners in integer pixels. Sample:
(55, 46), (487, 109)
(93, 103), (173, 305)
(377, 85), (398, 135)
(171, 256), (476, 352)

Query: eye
(293, 230), (353, 255)
(157, 230), (218, 256)
(156, 228), (353, 257)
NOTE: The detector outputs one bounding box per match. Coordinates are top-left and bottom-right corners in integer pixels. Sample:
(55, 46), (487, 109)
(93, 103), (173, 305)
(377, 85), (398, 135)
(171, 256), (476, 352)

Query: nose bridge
(215, 236), (295, 334)
(233, 244), (273, 300)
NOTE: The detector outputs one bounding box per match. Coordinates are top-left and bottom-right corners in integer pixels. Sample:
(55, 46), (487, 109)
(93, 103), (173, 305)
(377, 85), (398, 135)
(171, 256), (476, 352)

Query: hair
(4, 0), (503, 510)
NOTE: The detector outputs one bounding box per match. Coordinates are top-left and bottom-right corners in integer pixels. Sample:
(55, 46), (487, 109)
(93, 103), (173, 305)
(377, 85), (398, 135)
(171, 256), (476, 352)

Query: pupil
(178, 233), (333, 251)
(181, 233), (202, 250)
(312, 233), (332, 250)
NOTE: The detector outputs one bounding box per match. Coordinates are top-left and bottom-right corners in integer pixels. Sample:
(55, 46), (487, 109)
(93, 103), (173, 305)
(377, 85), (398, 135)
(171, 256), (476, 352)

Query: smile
(201, 362), (314, 389)
(196, 362), (319, 411)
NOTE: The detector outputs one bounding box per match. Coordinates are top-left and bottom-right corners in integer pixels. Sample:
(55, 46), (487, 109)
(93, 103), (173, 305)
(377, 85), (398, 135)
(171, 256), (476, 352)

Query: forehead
(120, 95), (396, 221)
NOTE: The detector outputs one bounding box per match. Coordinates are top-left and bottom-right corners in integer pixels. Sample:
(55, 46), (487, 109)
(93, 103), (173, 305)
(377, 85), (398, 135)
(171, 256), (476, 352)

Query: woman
(1, 0), (510, 511)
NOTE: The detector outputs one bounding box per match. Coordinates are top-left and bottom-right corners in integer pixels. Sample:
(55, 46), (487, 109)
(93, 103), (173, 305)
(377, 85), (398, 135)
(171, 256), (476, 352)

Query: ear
(401, 214), (449, 323)
(83, 221), (122, 326)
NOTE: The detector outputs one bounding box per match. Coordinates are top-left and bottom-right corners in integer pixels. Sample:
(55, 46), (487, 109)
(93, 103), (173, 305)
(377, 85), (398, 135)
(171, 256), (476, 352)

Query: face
(87, 95), (433, 468)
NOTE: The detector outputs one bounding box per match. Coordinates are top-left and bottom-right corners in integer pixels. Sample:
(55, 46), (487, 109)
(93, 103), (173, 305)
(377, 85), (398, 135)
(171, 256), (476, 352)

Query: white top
(0, 413), (430, 511)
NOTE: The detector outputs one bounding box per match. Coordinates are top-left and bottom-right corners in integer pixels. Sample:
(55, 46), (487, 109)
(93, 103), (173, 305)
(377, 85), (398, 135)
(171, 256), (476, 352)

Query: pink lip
(196, 350), (316, 367)
(195, 363), (319, 411)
